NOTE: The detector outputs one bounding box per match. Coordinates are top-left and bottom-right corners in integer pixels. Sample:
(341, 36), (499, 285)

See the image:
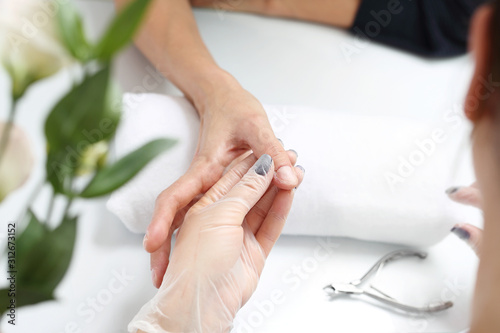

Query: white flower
(0, 122), (34, 202)
(0, 0), (72, 98)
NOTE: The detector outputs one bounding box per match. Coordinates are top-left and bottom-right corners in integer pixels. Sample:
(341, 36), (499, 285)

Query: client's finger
(145, 160), (224, 253)
(199, 148), (298, 208)
(446, 184), (482, 208)
(246, 150), (299, 233)
(150, 232), (173, 288)
(256, 166), (305, 257)
(214, 154), (274, 224)
(196, 154), (257, 209)
(451, 223), (483, 256)
(150, 204), (192, 288)
(250, 134), (298, 190)
(222, 150), (253, 176)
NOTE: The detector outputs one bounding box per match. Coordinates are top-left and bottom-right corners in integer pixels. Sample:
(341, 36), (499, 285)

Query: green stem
(62, 196), (74, 220)
(15, 179), (44, 224)
(62, 178), (75, 219)
(0, 100), (17, 165)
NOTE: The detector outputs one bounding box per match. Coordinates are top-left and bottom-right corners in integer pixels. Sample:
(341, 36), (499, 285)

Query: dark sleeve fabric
(350, 0), (487, 58)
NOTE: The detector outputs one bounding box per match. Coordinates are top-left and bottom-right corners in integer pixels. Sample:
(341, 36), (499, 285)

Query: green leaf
(44, 66), (115, 152)
(16, 215), (78, 295)
(44, 65), (121, 193)
(16, 211), (48, 261)
(94, 0), (152, 61)
(0, 288), (54, 316)
(0, 211), (76, 314)
(80, 138), (176, 198)
(57, 2), (92, 61)
(46, 151), (73, 195)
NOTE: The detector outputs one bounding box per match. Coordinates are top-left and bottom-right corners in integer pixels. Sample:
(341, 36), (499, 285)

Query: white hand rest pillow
(107, 93), (473, 247)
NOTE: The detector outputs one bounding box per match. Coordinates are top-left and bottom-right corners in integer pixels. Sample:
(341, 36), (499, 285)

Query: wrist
(189, 67), (242, 117)
(151, 272), (235, 332)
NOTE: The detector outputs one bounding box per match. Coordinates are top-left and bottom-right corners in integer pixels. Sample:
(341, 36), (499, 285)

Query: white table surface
(0, 1), (480, 332)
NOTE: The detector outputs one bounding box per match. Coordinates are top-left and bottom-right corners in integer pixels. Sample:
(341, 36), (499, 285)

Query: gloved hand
(129, 153), (305, 333)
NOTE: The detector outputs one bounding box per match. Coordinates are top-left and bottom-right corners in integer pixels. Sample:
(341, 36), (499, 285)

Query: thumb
(251, 131), (298, 190)
(451, 224), (483, 256)
(215, 154), (274, 222)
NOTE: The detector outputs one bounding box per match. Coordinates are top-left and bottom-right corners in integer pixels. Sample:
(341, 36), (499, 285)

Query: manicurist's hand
(447, 183), (483, 255)
(130, 154), (305, 332)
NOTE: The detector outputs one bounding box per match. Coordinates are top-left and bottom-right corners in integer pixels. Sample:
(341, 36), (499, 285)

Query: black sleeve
(350, 0), (487, 58)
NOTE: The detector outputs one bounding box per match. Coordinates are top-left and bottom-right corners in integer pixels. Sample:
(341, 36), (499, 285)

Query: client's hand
(129, 154), (304, 333)
(145, 82), (300, 288)
(447, 183), (483, 255)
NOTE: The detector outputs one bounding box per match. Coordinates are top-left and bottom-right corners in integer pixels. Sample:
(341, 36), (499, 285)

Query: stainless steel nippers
(323, 250), (453, 314)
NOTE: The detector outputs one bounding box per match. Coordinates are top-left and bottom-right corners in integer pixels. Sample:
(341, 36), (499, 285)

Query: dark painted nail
(255, 154), (272, 176)
(277, 138), (284, 146)
(451, 226), (470, 240)
(446, 187), (460, 195)
(288, 149), (298, 158)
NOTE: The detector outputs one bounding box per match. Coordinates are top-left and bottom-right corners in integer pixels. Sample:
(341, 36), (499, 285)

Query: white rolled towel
(107, 93), (475, 247)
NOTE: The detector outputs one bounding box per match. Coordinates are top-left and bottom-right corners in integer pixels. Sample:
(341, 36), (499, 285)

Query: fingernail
(277, 138), (284, 146)
(143, 233), (149, 249)
(288, 149), (298, 158)
(446, 187), (461, 195)
(451, 226), (470, 240)
(276, 165), (298, 184)
(255, 154), (272, 176)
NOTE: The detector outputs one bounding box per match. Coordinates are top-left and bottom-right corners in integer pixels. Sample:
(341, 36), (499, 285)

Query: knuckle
(155, 189), (170, 205)
(257, 127), (276, 146)
(261, 141), (283, 160)
(268, 209), (286, 224)
(258, 228), (276, 244)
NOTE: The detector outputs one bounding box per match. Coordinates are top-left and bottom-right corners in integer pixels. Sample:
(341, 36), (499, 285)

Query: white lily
(0, 122), (34, 202)
(0, 0), (73, 99)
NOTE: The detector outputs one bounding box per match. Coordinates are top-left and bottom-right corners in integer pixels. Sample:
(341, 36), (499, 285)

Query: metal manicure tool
(323, 250), (453, 314)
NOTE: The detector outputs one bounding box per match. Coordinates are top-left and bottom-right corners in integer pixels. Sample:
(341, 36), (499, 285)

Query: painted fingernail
(255, 154), (272, 176)
(288, 149), (298, 158)
(446, 187), (461, 195)
(277, 138), (284, 146)
(451, 226), (470, 240)
(143, 233), (149, 249)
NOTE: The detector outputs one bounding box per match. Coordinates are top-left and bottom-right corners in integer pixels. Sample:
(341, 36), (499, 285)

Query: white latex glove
(129, 153), (304, 333)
